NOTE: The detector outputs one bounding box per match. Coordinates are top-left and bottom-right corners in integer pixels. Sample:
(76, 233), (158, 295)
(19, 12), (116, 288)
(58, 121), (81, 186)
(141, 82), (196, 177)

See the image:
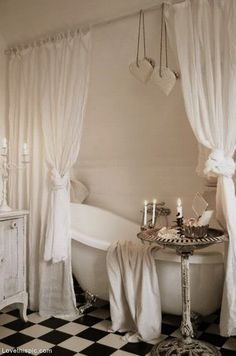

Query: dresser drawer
(0, 218), (24, 300)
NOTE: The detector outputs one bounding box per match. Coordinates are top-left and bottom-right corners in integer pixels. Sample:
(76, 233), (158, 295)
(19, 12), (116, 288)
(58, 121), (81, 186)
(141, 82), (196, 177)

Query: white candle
(152, 199), (157, 225)
(144, 200), (148, 225)
(2, 137), (7, 149)
(23, 143), (29, 155)
(177, 198), (183, 218)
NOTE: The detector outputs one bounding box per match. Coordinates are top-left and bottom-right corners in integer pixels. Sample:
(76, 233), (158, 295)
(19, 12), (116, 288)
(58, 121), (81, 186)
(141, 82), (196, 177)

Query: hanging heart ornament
(151, 3), (178, 95)
(129, 58), (154, 83)
(151, 66), (176, 96)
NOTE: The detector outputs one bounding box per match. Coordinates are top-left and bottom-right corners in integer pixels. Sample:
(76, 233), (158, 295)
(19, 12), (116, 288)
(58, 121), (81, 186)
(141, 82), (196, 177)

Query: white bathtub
(71, 203), (224, 316)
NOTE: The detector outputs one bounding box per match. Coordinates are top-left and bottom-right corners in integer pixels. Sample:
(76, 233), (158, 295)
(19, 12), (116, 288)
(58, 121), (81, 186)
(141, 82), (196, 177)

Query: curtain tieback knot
(50, 168), (69, 190)
(204, 149), (235, 178)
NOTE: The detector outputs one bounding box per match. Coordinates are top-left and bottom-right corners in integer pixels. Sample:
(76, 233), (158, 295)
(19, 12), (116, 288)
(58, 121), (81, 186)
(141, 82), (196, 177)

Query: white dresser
(0, 210), (28, 321)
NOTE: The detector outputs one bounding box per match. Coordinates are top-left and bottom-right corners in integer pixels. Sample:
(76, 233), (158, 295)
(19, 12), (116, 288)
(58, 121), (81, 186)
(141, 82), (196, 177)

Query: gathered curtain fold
(8, 29), (91, 316)
(166, 0), (236, 336)
(43, 169), (70, 263)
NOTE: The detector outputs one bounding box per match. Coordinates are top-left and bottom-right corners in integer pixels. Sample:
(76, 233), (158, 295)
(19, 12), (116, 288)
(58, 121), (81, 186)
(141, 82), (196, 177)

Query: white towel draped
(106, 240), (162, 342)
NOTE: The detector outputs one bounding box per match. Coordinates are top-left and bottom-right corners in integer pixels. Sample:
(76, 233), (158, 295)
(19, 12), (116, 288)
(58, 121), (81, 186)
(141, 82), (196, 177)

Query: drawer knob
(10, 221), (17, 229)
(0, 257), (4, 263)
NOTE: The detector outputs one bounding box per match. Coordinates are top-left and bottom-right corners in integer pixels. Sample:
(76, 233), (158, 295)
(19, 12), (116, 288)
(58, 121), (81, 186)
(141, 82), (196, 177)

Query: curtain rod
(89, 3), (163, 29)
(6, 1), (177, 55)
(90, 0), (185, 28)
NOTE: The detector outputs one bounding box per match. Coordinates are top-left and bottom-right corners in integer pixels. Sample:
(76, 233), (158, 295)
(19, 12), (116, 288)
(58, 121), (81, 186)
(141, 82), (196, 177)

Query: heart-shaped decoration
(151, 67), (176, 95)
(129, 58), (154, 83)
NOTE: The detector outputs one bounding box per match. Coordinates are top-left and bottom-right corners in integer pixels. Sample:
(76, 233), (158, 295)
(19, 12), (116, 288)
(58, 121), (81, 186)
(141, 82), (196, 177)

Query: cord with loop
(159, 3), (168, 77)
(136, 10), (147, 67)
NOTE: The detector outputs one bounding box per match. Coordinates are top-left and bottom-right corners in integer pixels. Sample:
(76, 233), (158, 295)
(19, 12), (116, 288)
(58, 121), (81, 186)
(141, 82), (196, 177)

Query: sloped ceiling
(0, 0), (166, 46)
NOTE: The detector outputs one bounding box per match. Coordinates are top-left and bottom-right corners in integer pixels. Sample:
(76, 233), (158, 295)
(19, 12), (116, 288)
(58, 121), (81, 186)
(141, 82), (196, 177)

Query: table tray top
(137, 227), (228, 251)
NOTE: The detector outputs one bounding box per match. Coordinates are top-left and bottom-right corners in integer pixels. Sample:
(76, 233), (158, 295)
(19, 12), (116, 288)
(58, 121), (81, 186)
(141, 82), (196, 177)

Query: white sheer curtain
(166, 0), (236, 336)
(8, 46), (46, 311)
(8, 29), (91, 316)
(41, 32), (90, 264)
(40, 30), (91, 316)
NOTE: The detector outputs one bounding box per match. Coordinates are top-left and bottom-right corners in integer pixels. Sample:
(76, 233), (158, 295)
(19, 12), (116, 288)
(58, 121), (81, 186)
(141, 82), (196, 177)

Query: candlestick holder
(0, 148), (30, 212)
(141, 202), (171, 231)
(176, 213), (183, 236)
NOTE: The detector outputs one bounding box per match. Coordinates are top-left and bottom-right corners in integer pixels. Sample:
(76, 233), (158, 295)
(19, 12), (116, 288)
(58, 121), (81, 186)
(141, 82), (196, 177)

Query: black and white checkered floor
(0, 283), (236, 355)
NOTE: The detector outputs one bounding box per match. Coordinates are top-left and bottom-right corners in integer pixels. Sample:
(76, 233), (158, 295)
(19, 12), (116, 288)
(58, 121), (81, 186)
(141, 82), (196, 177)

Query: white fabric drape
(8, 30), (91, 316)
(41, 32), (90, 264)
(166, 0), (236, 336)
(8, 44), (47, 311)
(107, 241), (162, 342)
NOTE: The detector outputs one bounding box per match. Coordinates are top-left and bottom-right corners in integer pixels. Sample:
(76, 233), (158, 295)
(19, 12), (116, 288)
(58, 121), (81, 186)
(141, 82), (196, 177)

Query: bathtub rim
(71, 229), (109, 251)
(70, 202), (139, 228)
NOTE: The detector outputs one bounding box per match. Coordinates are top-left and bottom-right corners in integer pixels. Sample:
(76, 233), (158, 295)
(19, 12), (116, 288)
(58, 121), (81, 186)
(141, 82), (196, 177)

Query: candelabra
(0, 144), (30, 212)
(141, 201), (171, 230)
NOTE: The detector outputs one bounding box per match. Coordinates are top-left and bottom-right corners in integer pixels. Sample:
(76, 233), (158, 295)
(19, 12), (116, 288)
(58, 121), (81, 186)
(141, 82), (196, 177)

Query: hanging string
(136, 10), (147, 66)
(159, 4), (164, 76)
(136, 11), (142, 66)
(159, 3), (168, 77)
(165, 22), (168, 68)
(142, 11), (147, 59)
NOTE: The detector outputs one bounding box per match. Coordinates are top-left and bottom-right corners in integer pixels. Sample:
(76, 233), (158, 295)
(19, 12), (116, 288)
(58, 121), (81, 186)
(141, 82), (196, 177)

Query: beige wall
(73, 10), (204, 224)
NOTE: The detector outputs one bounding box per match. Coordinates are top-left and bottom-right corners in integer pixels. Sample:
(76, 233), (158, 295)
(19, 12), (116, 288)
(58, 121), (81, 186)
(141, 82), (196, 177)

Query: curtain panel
(166, 0), (236, 336)
(8, 29), (91, 316)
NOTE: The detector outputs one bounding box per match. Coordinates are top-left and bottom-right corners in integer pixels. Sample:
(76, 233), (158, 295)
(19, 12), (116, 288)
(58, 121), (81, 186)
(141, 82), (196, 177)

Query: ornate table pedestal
(137, 228), (227, 356)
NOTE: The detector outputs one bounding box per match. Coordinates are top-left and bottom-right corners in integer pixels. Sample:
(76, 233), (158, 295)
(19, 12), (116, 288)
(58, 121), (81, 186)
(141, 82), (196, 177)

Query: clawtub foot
(78, 291), (97, 314)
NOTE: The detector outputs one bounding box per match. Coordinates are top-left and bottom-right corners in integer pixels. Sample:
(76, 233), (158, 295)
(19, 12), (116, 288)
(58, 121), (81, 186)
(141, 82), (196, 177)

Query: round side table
(137, 227), (227, 356)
